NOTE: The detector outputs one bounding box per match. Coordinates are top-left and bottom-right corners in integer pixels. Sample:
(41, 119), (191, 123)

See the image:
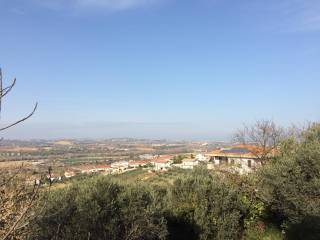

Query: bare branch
(0, 164), (24, 188)
(0, 67), (17, 118)
(2, 78), (17, 98)
(0, 68), (39, 240)
(0, 103), (38, 132)
(1, 184), (40, 240)
(234, 120), (284, 164)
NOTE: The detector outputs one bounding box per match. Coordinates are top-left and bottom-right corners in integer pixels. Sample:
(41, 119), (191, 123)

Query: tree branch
(0, 103), (38, 132)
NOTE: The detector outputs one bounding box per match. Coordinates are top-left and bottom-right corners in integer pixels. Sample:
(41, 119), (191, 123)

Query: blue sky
(0, 0), (319, 140)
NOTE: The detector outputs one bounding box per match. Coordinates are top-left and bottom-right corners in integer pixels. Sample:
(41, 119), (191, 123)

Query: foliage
(259, 123), (320, 239)
(30, 168), (250, 240)
(172, 155), (184, 164)
(29, 177), (168, 240)
(0, 68), (38, 240)
(166, 168), (245, 240)
(21, 123), (320, 239)
(243, 223), (284, 240)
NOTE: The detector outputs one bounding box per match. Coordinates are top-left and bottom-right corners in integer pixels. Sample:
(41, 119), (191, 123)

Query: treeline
(25, 124), (320, 239)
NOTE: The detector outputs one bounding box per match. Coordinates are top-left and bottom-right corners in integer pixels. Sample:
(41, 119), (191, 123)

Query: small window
(248, 160), (252, 168)
(230, 159), (235, 165)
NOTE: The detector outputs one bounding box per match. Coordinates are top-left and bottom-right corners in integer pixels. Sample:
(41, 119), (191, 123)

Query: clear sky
(0, 0), (319, 140)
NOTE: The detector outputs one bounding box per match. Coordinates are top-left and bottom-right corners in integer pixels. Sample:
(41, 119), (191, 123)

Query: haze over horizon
(1, 0), (320, 140)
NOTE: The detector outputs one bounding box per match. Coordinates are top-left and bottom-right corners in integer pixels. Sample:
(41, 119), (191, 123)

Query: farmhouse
(129, 160), (148, 168)
(152, 155), (172, 171)
(180, 158), (199, 169)
(111, 161), (129, 173)
(195, 153), (210, 162)
(75, 165), (97, 174)
(64, 170), (75, 178)
(95, 165), (112, 174)
(210, 145), (262, 173)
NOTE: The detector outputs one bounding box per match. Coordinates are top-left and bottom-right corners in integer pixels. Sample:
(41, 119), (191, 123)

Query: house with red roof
(129, 160), (148, 168)
(151, 155), (172, 171)
(95, 165), (112, 174)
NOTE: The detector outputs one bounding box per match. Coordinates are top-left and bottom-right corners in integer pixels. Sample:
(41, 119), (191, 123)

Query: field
(0, 160), (32, 169)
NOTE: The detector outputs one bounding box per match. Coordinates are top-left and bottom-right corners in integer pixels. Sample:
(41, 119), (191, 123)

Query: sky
(0, 0), (320, 140)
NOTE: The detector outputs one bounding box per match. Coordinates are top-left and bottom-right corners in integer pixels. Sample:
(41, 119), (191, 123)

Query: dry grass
(0, 161), (32, 169)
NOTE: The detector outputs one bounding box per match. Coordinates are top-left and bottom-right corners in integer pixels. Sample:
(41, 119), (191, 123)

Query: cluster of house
(63, 160), (145, 179)
(148, 144), (263, 174)
(61, 144), (263, 179)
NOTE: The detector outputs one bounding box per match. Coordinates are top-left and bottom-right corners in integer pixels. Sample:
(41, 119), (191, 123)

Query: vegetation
(2, 121), (320, 239)
(0, 68), (38, 240)
(29, 169), (246, 240)
(258, 123), (320, 239)
(172, 155), (185, 164)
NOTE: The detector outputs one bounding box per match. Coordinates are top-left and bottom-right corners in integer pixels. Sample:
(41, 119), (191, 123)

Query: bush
(29, 122), (320, 240)
(166, 168), (245, 240)
(29, 177), (167, 240)
(259, 123), (320, 239)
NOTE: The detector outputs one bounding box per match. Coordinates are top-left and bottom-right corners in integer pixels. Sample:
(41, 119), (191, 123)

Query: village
(56, 144), (263, 181)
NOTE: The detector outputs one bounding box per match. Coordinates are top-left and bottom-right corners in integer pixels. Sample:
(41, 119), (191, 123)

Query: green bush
(259, 123), (320, 239)
(29, 177), (167, 240)
(166, 168), (245, 240)
(29, 122), (320, 240)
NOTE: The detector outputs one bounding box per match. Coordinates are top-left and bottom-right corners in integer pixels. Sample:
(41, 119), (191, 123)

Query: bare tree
(234, 120), (284, 164)
(0, 68), (39, 240)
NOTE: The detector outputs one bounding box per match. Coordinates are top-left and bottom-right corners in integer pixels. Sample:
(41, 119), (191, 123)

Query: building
(129, 160), (148, 168)
(75, 165), (97, 174)
(46, 173), (62, 182)
(181, 158), (199, 169)
(95, 165), (112, 174)
(210, 145), (262, 173)
(195, 153), (210, 162)
(152, 155), (172, 171)
(64, 170), (75, 178)
(111, 161), (129, 173)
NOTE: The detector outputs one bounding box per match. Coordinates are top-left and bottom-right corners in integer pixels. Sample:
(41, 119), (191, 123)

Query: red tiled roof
(95, 165), (112, 169)
(152, 155), (172, 163)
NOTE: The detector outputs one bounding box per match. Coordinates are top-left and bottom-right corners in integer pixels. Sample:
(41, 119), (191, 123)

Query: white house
(46, 173), (62, 182)
(111, 161), (129, 173)
(95, 165), (112, 174)
(75, 165), (98, 174)
(195, 154), (210, 162)
(181, 158), (199, 169)
(152, 155), (172, 171)
(64, 170), (75, 178)
(210, 145), (262, 173)
(129, 160), (148, 168)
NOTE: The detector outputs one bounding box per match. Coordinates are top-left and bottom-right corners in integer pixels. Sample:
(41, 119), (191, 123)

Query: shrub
(29, 176), (167, 240)
(259, 123), (320, 239)
(166, 168), (245, 240)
